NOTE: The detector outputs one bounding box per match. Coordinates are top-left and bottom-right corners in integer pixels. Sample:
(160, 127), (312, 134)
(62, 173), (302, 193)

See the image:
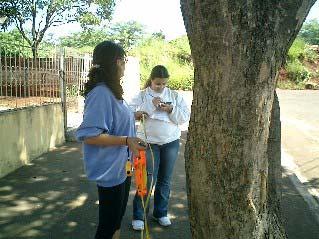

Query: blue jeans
(133, 139), (180, 220)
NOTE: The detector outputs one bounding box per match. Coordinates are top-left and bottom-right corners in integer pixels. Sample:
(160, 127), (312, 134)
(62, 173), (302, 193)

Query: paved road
(278, 90), (319, 193)
(277, 89), (319, 239)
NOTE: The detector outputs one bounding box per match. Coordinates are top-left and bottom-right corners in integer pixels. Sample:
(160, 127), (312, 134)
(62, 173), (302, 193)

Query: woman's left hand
(159, 103), (173, 113)
(134, 111), (149, 120)
(127, 137), (147, 156)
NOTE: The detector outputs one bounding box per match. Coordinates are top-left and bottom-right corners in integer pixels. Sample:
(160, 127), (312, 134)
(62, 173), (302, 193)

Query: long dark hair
(83, 41), (126, 99)
(143, 65), (170, 89)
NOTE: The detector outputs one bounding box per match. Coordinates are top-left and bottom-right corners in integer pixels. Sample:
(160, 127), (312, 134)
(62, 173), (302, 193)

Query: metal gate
(0, 41), (92, 137)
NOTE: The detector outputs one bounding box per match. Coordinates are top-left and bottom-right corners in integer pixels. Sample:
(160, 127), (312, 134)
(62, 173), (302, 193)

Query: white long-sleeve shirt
(129, 87), (190, 145)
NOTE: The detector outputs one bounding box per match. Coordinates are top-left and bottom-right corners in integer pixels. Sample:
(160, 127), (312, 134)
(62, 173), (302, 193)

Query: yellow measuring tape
(126, 114), (155, 239)
(139, 114), (155, 239)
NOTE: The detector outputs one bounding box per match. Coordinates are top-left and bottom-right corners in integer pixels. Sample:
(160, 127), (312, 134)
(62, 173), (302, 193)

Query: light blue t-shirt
(76, 83), (135, 187)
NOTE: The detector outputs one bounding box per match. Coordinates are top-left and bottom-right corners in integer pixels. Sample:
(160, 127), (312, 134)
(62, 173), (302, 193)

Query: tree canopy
(299, 19), (319, 45)
(60, 21), (145, 50)
(0, 0), (116, 57)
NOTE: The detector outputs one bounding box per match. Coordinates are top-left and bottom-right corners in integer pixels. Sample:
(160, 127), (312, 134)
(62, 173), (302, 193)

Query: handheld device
(159, 101), (172, 107)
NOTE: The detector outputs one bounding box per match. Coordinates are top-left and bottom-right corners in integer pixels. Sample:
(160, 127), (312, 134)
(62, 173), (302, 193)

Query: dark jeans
(133, 139), (180, 220)
(95, 177), (131, 239)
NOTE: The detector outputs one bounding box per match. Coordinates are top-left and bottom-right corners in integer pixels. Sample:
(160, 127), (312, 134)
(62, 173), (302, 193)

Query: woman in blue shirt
(76, 41), (146, 239)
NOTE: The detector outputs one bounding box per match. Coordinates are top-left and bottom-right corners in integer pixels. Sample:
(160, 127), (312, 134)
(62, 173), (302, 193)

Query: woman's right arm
(84, 134), (127, 146)
(84, 134), (146, 156)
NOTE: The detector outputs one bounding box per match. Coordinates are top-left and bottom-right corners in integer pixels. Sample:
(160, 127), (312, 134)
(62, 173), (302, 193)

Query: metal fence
(0, 42), (92, 112)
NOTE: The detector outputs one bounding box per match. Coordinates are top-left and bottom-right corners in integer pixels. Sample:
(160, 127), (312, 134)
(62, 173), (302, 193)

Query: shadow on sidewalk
(0, 131), (191, 239)
(0, 142), (99, 238)
(281, 168), (319, 239)
(1, 132), (318, 238)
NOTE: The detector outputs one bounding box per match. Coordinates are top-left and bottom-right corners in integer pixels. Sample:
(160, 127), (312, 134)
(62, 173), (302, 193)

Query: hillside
(278, 42), (319, 90)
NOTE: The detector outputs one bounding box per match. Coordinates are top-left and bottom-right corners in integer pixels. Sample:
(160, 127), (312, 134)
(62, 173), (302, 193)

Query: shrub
(130, 36), (194, 90)
(286, 60), (310, 83)
(304, 47), (319, 63)
(276, 80), (306, 90)
(299, 19), (319, 45)
(287, 38), (306, 61)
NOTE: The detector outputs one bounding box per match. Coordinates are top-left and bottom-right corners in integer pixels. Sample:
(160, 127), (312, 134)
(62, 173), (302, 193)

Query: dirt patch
(0, 96), (61, 110)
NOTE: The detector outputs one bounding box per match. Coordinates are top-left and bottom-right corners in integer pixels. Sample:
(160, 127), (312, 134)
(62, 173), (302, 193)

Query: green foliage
(60, 21), (145, 51)
(286, 37), (318, 63)
(284, 37), (317, 85)
(108, 21), (145, 50)
(304, 46), (319, 63)
(286, 60), (310, 83)
(60, 30), (109, 49)
(151, 31), (166, 40)
(0, 0), (116, 57)
(169, 36), (192, 64)
(299, 20), (319, 45)
(66, 85), (80, 97)
(130, 36), (194, 90)
(0, 29), (25, 45)
(276, 80), (306, 90)
(0, 30), (57, 57)
(0, 30), (31, 56)
(287, 38), (306, 61)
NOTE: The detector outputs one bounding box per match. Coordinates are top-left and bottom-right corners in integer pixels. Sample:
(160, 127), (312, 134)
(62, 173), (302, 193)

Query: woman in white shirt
(129, 65), (190, 230)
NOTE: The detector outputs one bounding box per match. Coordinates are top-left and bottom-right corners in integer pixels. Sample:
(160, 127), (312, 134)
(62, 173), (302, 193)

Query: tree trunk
(180, 1), (316, 238)
(32, 44), (38, 59)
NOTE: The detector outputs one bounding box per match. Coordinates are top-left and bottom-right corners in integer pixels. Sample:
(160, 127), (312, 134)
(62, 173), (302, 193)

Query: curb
(282, 149), (319, 224)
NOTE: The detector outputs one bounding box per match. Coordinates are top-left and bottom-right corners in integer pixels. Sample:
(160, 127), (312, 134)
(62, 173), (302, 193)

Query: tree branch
(15, 18), (32, 47)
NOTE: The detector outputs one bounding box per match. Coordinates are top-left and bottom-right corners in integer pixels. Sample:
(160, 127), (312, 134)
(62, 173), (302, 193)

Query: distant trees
(299, 19), (319, 45)
(60, 21), (145, 50)
(60, 30), (109, 49)
(0, 0), (116, 57)
(108, 21), (145, 50)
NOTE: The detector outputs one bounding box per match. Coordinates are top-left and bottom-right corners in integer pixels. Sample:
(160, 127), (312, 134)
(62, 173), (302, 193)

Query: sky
(48, 0), (319, 41)
(111, 0), (186, 40)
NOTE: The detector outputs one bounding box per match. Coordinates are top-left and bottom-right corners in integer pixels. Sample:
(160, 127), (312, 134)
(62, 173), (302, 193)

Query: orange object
(133, 149), (147, 197)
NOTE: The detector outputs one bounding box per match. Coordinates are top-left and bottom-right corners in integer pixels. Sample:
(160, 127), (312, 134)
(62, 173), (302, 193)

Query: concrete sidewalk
(0, 133), (190, 239)
(1, 133), (319, 238)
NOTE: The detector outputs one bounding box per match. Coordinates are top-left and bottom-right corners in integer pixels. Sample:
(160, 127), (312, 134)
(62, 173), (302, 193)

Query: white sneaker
(132, 220), (144, 231)
(154, 216), (171, 226)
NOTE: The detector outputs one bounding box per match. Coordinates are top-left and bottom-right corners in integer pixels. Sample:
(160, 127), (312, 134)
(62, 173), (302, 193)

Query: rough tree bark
(180, 1), (316, 238)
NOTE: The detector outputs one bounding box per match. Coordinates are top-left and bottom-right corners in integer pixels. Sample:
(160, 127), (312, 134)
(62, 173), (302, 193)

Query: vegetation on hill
(277, 19), (319, 89)
(278, 36), (319, 89)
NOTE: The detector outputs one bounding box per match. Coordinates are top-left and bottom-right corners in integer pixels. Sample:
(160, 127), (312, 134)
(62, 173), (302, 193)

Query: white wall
(0, 104), (65, 178)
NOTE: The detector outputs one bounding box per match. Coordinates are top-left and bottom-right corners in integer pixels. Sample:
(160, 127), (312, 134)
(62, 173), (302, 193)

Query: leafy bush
(165, 62), (193, 90)
(286, 60), (310, 83)
(130, 36), (194, 90)
(169, 36), (192, 64)
(276, 80), (306, 90)
(299, 19), (319, 45)
(304, 47), (319, 63)
(283, 36), (317, 86)
(287, 38), (306, 61)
